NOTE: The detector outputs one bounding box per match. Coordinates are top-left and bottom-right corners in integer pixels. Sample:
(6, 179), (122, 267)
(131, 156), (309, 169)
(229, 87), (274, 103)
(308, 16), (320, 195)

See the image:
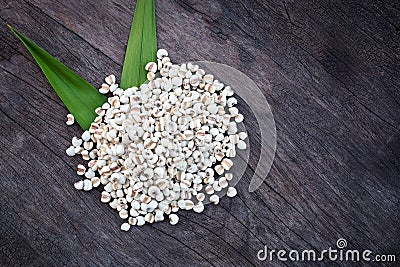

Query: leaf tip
(7, 23), (18, 36)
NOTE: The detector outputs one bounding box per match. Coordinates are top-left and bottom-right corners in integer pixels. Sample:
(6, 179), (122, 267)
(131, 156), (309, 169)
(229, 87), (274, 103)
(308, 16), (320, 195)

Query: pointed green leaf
(8, 24), (107, 130)
(120, 0), (157, 89)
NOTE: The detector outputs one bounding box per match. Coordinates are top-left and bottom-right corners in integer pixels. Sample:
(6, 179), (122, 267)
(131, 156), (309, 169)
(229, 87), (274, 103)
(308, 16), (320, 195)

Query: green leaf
(120, 0), (157, 89)
(8, 24), (107, 130)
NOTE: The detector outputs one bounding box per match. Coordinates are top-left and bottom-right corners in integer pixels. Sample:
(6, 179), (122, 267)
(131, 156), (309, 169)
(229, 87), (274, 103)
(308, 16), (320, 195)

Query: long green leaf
(8, 25), (107, 130)
(120, 0), (157, 89)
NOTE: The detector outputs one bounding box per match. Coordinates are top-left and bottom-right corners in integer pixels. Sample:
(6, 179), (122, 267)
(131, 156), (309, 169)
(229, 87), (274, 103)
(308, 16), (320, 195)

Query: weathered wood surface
(0, 0), (399, 266)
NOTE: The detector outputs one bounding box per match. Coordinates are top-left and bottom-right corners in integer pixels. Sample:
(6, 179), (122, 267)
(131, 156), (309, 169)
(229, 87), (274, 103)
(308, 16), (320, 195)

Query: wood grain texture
(0, 0), (399, 266)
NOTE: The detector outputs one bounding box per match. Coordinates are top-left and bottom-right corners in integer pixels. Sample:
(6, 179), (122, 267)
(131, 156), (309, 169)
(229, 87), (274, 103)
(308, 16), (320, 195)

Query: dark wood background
(0, 0), (399, 266)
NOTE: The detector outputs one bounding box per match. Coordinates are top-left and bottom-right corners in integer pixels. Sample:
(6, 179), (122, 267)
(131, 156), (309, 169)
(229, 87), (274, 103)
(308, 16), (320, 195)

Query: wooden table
(0, 0), (398, 266)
